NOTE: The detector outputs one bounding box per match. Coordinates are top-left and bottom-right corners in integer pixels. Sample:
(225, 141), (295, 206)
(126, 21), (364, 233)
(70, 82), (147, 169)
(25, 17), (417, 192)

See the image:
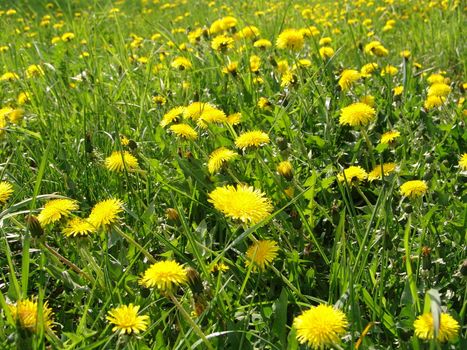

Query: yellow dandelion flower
(400, 50), (411, 58)
(380, 130), (401, 145)
(207, 147), (238, 174)
(427, 83), (451, 97)
(184, 102), (214, 120)
(0, 72), (19, 81)
(222, 61), (238, 75)
(319, 37), (332, 46)
(0, 181), (13, 204)
(364, 41), (388, 56)
(427, 73), (446, 85)
(276, 29), (304, 51)
(400, 180), (428, 198)
(338, 69), (361, 90)
(25, 64), (44, 78)
(220, 16), (237, 30)
(171, 57), (192, 70)
(62, 217), (95, 237)
(235, 26), (260, 40)
(61, 32), (75, 42)
(139, 260), (188, 291)
(105, 151), (139, 172)
(169, 123), (198, 140)
(361, 63), (378, 77)
(381, 65), (398, 76)
(319, 46), (334, 59)
(424, 96), (446, 110)
(414, 312), (459, 342)
(245, 239), (279, 271)
(18, 91), (31, 105)
(249, 55), (261, 73)
(208, 184), (273, 224)
(253, 39), (272, 49)
(235, 130), (270, 149)
(360, 95), (375, 107)
(106, 304), (149, 335)
(37, 199), (78, 225)
(257, 97), (272, 110)
(337, 166), (367, 185)
(88, 198), (123, 228)
(277, 161), (293, 180)
(211, 34), (234, 52)
(339, 102), (376, 127)
(293, 304), (348, 349)
(160, 106), (185, 127)
(8, 298), (54, 333)
(227, 112), (241, 125)
(368, 163), (396, 181)
(459, 153), (467, 171)
(393, 86), (404, 96)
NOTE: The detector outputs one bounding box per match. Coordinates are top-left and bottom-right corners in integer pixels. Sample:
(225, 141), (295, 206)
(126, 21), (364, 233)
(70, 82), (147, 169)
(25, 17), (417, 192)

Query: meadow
(0, 0), (465, 349)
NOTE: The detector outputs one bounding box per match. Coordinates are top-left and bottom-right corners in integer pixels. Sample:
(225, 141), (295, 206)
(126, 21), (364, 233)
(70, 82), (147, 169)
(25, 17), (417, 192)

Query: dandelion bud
(27, 215), (44, 239)
(277, 160), (293, 180)
(186, 267), (204, 295)
(165, 208), (179, 222)
(460, 260), (467, 277)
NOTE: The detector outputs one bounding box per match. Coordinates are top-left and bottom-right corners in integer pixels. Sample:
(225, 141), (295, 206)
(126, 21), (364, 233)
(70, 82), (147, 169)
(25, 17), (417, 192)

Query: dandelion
(400, 50), (411, 58)
(8, 298), (54, 333)
(211, 34), (234, 52)
(459, 153), (467, 171)
(171, 57), (192, 70)
(337, 166), (367, 185)
(106, 304), (149, 335)
(61, 32), (75, 42)
(62, 217), (95, 237)
(319, 37), (332, 46)
(208, 184), (273, 224)
(393, 86), (404, 96)
(414, 312), (459, 342)
(236, 26), (260, 39)
(293, 304), (348, 349)
(160, 106), (185, 127)
(0, 72), (19, 81)
(37, 199), (79, 225)
(364, 41), (388, 56)
(169, 123), (198, 140)
(0, 181), (13, 204)
(381, 65), (398, 76)
(360, 62), (378, 77)
(226, 112), (241, 125)
(319, 46), (334, 59)
(249, 55), (261, 73)
(245, 240), (279, 271)
(257, 97), (272, 110)
(26, 64), (44, 78)
(339, 102), (376, 127)
(276, 29), (304, 51)
(105, 151), (139, 172)
(235, 130), (270, 149)
(253, 39), (272, 49)
(18, 91), (31, 105)
(400, 180), (428, 198)
(88, 198), (123, 228)
(427, 83), (451, 97)
(277, 161), (293, 180)
(380, 130), (401, 145)
(222, 61), (238, 75)
(427, 73), (446, 85)
(338, 69), (361, 90)
(139, 260), (188, 291)
(424, 96), (446, 110)
(368, 163), (396, 181)
(207, 147), (238, 174)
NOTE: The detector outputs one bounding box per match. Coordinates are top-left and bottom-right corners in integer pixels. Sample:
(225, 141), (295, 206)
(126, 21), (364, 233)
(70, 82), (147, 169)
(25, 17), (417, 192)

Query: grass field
(0, 0), (465, 349)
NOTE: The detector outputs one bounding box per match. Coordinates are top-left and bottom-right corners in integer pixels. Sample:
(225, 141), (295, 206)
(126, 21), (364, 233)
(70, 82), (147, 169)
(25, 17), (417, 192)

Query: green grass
(0, 0), (465, 349)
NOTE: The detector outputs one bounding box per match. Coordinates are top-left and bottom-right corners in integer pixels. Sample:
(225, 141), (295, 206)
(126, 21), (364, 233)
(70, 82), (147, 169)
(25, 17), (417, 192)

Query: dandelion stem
(112, 225), (156, 264)
(43, 243), (94, 282)
(169, 294), (214, 350)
